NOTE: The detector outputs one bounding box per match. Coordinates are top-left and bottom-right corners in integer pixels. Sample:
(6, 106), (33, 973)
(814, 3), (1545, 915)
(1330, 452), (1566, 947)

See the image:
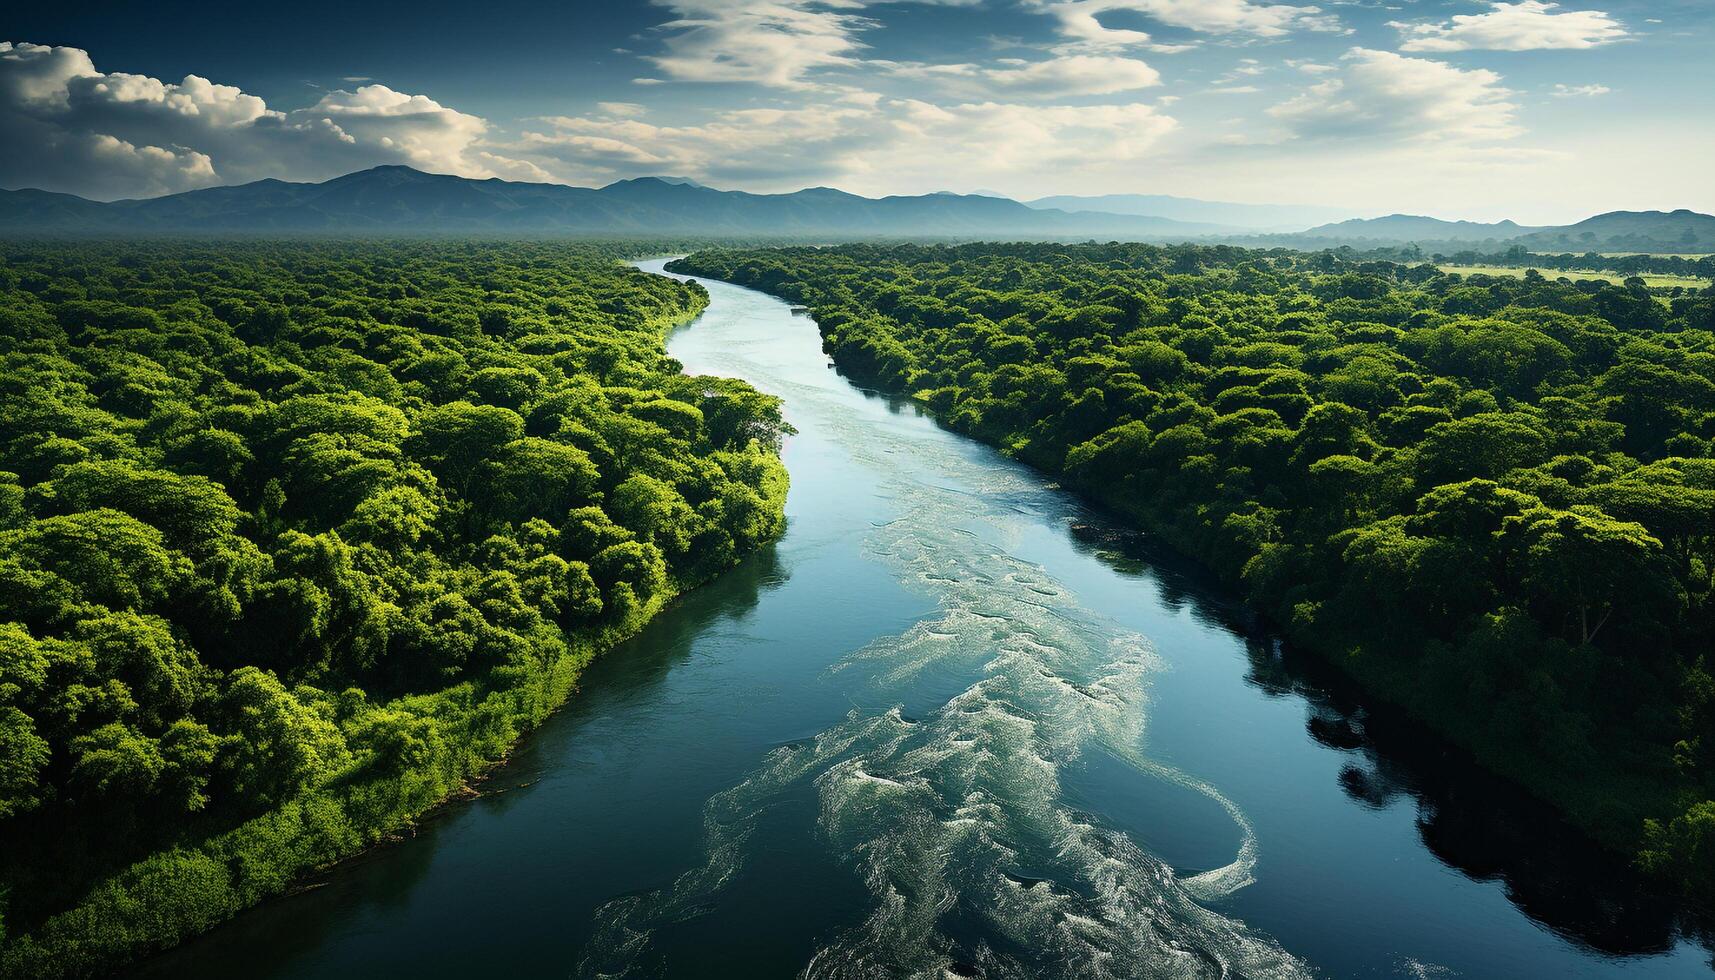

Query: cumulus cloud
(299, 85), (536, 178)
(1393, 1), (1627, 52)
(1037, 0), (1341, 48)
(0, 40), (545, 199)
(3, 34), (1183, 200)
(1267, 48), (1520, 144)
(1, 41), (239, 197)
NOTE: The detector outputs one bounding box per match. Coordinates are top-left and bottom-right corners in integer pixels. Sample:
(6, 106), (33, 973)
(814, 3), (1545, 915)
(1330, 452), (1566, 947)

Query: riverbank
(662, 246), (1712, 912)
(0, 245), (790, 979)
(114, 254), (1711, 979)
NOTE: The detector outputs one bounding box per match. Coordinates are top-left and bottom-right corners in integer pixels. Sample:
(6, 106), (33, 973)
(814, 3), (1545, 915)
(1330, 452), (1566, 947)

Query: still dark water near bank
(139, 259), (1711, 978)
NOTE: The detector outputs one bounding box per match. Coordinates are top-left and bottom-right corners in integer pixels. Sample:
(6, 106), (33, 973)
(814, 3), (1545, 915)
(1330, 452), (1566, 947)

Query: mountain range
(1, 166), (1710, 252)
(0, 166), (1220, 239)
(1287, 214), (1543, 243)
(1026, 193), (1357, 232)
(1242, 210), (1715, 253)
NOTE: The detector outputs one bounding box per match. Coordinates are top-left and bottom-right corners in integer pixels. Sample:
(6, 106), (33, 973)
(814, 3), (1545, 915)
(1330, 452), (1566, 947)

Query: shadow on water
(1062, 516), (1714, 965)
(130, 543), (787, 980)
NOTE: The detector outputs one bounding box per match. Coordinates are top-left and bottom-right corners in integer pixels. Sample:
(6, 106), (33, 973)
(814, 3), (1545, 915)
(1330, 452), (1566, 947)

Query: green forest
(671, 243), (1715, 903)
(0, 241), (788, 976)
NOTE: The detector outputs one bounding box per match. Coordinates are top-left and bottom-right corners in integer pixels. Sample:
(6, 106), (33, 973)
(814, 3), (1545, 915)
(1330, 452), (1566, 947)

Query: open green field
(1567, 252), (1714, 260)
(1439, 264), (1710, 288)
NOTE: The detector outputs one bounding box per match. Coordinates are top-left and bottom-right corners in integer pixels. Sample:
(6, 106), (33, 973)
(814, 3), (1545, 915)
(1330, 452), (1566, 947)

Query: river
(136, 258), (1712, 978)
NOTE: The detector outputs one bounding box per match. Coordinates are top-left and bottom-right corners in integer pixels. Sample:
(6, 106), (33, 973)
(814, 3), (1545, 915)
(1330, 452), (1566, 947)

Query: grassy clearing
(1547, 252), (1715, 260)
(1439, 264), (1710, 289)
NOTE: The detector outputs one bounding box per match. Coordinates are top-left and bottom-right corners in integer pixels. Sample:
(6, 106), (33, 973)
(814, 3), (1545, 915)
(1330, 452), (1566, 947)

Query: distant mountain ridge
(1294, 214), (1543, 243)
(0, 166), (1221, 239)
(0, 167), (1708, 250)
(1256, 210), (1713, 252)
(1027, 193), (1357, 232)
(1512, 209), (1715, 252)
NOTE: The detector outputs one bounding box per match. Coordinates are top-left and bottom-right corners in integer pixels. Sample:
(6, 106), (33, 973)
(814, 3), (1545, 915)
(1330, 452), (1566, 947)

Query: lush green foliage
(673, 242), (1715, 901)
(0, 241), (787, 976)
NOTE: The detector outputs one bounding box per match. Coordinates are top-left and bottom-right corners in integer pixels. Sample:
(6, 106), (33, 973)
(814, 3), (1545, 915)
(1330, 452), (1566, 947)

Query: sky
(3, 0), (1711, 223)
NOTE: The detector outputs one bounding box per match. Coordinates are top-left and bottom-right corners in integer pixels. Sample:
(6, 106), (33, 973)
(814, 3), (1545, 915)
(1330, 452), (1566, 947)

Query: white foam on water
(584, 287), (1306, 977)
(578, 462), (1303, 978)
(1395, 956), (1460, 978)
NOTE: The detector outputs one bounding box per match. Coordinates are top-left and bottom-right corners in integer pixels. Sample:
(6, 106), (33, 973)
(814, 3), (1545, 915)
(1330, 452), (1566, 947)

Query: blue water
(136, 259), (1712, 978)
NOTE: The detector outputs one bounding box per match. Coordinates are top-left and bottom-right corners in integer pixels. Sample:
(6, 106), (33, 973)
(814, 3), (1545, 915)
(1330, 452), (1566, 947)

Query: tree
(70, 612), (205, 728)
(1, 509), (188, 613)
(608, 474), (697, 558)
(0, 241), (792, 971)
(483, 437), (600, 526)
(69, 722), (165, 803)
(217, 667), (347, 804)
(0, 706), (50, 819)
(411, 401), (524, 490)
(1504, 505), (1678, 645)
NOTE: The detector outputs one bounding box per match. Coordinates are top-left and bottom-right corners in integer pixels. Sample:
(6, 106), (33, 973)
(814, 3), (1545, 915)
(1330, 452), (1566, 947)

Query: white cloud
(596, 101), (648, 117)
(1552, 82), (1610, 97)
(644, 0), (868, 88)
(886, 100), (1177, 182)
(0, 41), (96, 108)
(1037, 0), (1341, 48)
(522, 97), (1177, 194)
(514, 131), (672, 170)
(889, 54), (1162, 97)
(0, 40), (547, 198)
(1267, 48), (1520, 144)
(1393, 1), (1627, 52)
(526, 104), (875, 185)
(300, 85), (521, 176)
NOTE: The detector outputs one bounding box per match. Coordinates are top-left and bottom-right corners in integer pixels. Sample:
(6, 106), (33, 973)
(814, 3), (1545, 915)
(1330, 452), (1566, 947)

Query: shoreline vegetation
(0, 242), (788, 978)
(669, 243), (1715, 910)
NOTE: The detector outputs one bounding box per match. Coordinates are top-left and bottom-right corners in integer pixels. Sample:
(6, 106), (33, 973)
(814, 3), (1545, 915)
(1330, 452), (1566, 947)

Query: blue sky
(4, 0), (1711, 222)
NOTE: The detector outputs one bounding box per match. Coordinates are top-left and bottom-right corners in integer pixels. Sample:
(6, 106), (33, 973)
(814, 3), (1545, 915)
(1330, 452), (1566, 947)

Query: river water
(138, 258), (1711, 978)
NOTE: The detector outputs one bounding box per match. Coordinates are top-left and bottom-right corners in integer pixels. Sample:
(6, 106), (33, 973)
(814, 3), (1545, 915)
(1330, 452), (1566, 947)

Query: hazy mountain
(1240, 210), (1715, 252)
(1510, 209), (1715, 252)
(1292, 214), (1542, 243)
(0, 188), (114, 227)
(0, 166), (1224, 239)
(4, 169), (1706, 251)
(1027, 193), (1357, 232)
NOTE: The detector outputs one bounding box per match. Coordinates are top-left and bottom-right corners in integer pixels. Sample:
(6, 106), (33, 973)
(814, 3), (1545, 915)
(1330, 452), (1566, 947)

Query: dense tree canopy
(0, 241), (787, 976)
(672, 242), (1715, 904)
